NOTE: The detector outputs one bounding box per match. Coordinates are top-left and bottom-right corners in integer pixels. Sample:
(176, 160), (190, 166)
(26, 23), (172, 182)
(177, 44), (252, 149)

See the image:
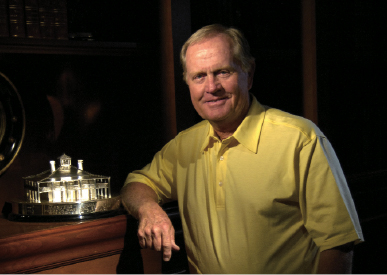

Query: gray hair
(180, 24), (255, 82)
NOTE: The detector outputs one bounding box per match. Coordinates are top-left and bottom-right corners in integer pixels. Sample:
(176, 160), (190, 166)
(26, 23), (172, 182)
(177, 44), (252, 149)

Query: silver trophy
(9, 154), (120, 221)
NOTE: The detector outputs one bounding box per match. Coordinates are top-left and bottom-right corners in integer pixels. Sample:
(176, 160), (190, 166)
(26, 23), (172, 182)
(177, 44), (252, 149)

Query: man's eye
(194, 74), (205, 80)
(217, 70), (230, 77)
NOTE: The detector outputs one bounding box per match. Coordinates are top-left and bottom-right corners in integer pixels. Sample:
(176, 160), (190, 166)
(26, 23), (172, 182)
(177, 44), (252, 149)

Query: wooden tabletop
(0, 214), (128, 273)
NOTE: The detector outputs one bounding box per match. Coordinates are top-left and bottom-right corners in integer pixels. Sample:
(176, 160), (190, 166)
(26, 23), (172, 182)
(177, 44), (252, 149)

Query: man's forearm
(120, 182), (160, 219)
(317, 243), (354, 273)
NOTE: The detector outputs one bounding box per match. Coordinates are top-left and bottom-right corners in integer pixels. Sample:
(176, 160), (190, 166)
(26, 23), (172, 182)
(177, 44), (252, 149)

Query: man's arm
(317, 242), (354, 273)
(121, 182), (180, 261)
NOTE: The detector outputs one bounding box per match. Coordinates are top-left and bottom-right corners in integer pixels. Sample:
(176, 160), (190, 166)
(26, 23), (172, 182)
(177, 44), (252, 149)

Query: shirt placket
(215, 140), (230, 208)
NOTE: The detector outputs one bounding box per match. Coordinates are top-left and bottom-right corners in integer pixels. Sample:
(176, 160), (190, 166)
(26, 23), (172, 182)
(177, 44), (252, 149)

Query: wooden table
(0, 202), (187, 274)
(0, 214), (130, 274)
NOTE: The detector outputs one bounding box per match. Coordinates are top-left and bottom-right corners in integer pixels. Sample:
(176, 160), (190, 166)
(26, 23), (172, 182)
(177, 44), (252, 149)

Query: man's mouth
(206, 97), (228, 104)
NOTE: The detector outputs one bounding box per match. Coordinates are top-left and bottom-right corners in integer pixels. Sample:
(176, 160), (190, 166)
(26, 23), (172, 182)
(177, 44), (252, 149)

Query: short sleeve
(299, 135), (364, 251)
(124, 138), (178, 205)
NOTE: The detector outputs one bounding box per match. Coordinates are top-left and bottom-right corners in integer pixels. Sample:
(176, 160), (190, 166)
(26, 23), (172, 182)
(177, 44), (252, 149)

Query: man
(121, 24), (363, 273)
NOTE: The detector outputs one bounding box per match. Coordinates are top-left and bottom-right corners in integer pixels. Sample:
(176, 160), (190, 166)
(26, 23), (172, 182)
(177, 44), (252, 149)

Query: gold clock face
(0, 72), (25, 176)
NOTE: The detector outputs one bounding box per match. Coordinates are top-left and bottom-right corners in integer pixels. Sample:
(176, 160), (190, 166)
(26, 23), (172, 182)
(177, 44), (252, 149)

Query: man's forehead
(186, 35), (233, 60)
(188, 34), (232, 51)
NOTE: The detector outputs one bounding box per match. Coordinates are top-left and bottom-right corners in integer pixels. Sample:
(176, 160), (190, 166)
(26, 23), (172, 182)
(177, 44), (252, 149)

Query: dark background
(0, 0), (386, 273)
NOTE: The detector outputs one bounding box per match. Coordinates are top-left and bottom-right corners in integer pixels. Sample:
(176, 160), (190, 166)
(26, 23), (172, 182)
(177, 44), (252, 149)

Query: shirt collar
(200, 94), (266, 154)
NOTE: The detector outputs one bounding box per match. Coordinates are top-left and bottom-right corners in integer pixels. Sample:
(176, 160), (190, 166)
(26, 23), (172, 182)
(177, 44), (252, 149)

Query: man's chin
(205, 114), (229, 123)
(201, 108), (229, 120)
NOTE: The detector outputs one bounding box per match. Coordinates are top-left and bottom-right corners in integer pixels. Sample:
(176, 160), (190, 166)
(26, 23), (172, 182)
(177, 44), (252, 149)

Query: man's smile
(204, 97), (229, 106)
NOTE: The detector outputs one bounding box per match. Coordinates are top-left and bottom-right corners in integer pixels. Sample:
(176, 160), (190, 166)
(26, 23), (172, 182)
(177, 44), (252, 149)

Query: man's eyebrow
(215, 65), (235, 71)
(189, 70), (206, 78)
(188, 64), (236, 77)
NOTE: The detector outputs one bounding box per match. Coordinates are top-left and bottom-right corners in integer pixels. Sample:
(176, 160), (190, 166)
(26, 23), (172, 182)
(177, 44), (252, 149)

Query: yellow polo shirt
(125, 95), (363, 273)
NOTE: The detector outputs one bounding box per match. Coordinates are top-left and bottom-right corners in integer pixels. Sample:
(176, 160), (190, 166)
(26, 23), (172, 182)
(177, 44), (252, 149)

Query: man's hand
(121, 182), (180, 261)
(137, 202), (180, 261)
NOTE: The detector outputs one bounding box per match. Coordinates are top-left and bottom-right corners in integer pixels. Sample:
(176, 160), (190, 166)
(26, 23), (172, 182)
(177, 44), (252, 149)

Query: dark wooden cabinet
(0, 1), (188, 273)
(0, 1), (176, 206)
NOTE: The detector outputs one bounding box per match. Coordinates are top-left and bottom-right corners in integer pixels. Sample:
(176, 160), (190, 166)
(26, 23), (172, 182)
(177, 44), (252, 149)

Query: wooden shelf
(0, 38), (140, 56)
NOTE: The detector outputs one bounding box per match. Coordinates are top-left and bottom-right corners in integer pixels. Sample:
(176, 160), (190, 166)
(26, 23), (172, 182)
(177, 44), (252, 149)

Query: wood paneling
(301, 0), (318, 124)
(160, 0), (177, 140)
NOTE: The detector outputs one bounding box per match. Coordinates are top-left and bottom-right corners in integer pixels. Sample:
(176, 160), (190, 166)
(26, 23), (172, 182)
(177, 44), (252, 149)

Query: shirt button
(220, 156), (224, 161)
(219, 182), (223, 186)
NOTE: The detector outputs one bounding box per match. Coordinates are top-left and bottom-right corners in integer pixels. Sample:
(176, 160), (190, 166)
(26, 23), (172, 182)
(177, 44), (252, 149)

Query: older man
(121, 24), (363, 273)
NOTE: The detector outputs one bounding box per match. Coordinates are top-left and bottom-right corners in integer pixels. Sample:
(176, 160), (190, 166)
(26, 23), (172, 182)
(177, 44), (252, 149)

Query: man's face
(185, 34), (254, 129)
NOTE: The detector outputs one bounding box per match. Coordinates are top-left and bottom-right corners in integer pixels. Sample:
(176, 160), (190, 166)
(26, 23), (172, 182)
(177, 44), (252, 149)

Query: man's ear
(248, 61), (256, 90)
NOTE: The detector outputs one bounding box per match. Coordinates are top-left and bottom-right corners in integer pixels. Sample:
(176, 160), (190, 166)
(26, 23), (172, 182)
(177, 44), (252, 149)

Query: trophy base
(4, 197), (122, 222)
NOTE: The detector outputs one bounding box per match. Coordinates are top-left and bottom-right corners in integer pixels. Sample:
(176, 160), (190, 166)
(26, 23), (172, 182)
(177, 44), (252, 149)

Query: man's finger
(163, 245), (173, 261)
(161, 231), (174, 261)
(170, 232), (180, 251)
(137, 226), (146, 248)
(144, 235), (154, 249)
(161, 231), (181, 261)
(152, 232), (163, 251)
(139, 237), (146, 248)
(172, 241), (180, 251)
(162, 241), (172, 261)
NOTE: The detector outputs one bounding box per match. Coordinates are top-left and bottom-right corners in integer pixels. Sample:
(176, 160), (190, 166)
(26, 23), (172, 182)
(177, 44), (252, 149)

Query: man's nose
(206, 75), (220, 93)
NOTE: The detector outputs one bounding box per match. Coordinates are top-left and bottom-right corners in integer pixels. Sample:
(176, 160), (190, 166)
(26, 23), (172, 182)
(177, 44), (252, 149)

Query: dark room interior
(0, 0), (386, 273)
